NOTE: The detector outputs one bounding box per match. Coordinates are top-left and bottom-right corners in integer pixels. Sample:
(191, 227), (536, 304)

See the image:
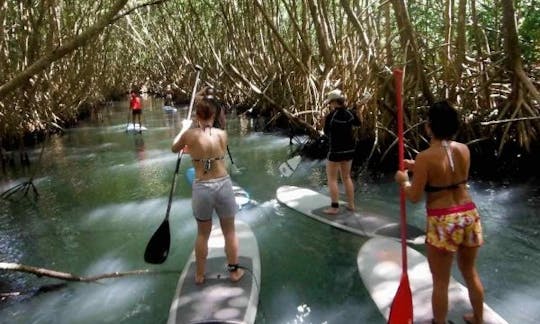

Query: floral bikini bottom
(425, 202), (484, 252)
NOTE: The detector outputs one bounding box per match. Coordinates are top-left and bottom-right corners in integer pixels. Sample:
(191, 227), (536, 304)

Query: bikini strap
(442, 140), (455, 172)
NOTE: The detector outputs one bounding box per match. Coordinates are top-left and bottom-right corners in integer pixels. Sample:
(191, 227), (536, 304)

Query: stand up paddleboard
(279, 155), (301, 177)
(163, 105), (178, 113)
(357, 237), (508, 324)
(126, 123), (147, 132)
(186, 167), (251, 209)
(276, 185), (425, 244)
(168, 220), (260, 324)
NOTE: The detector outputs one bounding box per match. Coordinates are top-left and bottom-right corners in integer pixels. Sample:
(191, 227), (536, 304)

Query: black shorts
(327, 152), (354, 162)
(132, 109), (142, 116)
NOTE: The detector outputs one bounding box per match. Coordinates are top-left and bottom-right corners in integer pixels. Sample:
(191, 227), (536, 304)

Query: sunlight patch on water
(107, 151), (176, 172)
(4, 274), (155, 324)
(241, 133), (290, 147)
(82, 197), (193, 232)
(495, 285), (540, 323)
(83, 255), (130, 275)
(65, 276), (154, 323)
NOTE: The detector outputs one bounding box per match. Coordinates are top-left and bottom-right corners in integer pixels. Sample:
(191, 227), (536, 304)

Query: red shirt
(130, 96), (142, 110)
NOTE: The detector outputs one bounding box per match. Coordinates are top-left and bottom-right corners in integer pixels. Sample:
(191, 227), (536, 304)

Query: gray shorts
(192, 175), (237, 222)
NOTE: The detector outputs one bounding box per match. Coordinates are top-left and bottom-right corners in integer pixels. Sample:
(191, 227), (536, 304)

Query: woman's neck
(430, 138), (450, 147)
(198, 120), (214, 128)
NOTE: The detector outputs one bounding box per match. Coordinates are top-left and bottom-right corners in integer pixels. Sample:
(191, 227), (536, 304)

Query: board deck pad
(168, 221), (260, 324)
(358, 237), (508, 324)
(170, 256), (252, 324)
(277, 185), (425, 244)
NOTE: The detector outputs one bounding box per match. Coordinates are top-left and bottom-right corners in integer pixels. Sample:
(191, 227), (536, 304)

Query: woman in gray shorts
(171, 90), (244, 284)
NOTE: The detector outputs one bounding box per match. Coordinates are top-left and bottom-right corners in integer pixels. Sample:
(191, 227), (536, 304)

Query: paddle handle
(186, 66), (202, 120)
(394, 68), (408, 271)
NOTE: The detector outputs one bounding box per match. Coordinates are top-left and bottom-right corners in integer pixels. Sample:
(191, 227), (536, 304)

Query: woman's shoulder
(449, 140), (469, 153)
(211, 127), (226, 135)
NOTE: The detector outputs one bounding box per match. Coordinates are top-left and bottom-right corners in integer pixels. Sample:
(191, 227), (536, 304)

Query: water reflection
(134, 136), (146, 161)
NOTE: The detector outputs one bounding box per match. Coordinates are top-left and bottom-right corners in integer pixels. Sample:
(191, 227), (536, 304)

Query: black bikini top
(191, 125), (224, 173)
(192, 156), (225, 173)
(424, 140), (468, 193)
(425, 179), (468, 192)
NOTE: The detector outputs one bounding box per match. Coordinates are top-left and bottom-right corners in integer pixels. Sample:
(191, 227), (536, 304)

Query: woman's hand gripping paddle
(388, 68), (413, 324)
(144, 64), (202, 264)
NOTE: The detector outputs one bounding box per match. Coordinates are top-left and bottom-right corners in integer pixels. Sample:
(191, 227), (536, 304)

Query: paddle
(388, 68), (413, 323)
(226, 145), (242, 174)
(144, 64), (202, 264)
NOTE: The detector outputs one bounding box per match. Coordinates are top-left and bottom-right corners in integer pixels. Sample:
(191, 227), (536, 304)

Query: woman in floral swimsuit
(395, 101), (484, 324)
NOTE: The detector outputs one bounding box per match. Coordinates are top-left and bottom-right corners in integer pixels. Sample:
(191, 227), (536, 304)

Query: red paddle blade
(388, 274), (413, 324)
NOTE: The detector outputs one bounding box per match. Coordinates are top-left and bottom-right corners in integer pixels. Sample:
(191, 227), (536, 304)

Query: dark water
(0, 98), (538, 323)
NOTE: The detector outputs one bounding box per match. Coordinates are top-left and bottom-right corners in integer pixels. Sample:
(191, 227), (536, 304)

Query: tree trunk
(390, 0), (434, 104)
(496, 0), (540, 152)
(471, 0), (492, 110)
(442, 0), (454, 98)
(306, 0), (334, 71)
(0, 0), (129, 97)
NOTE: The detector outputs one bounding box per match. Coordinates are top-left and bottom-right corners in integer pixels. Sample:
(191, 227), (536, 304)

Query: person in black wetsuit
(321, 89), (361, 214)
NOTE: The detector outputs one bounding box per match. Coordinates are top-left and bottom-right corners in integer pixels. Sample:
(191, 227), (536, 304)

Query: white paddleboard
(357, 237), (508, 324)
(278, 155), (301, 177)
(185, 167), (251, 209)
(163, 105), (178, 112)
(276, 185), (425, 244)
(168, 220), (260, 324)
(126, 123), (147, 132)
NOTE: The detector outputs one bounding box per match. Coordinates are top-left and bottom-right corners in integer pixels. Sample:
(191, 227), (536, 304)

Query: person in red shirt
(129, 90), (143, 131)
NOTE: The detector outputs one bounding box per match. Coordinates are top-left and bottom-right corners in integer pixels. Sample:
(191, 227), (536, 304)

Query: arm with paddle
(388, 68), (414, 324)
(144, 64), (202, 264)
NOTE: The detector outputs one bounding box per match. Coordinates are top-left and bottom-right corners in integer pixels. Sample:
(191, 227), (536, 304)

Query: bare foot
(323, 207), (340, 215)
(230, 268), (245, 282)
(346, 205), (356, 212)
(195, 274), (205, 285)
(463, 313), (476, 324)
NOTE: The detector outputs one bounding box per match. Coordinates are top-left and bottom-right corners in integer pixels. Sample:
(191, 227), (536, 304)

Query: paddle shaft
(387, 68), (413, 324)
(165, 65), (201, 217)
(186, 66), (202, 120)
(164, 151), (183, 219)
(226, 145), (235, 165)
(394, 69), (408, 270)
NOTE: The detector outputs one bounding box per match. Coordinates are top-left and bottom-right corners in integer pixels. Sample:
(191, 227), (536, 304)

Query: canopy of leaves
(0, 0), (538, 156)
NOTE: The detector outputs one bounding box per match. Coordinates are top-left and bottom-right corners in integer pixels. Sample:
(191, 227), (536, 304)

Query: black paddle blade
(144, 219), (171, 264)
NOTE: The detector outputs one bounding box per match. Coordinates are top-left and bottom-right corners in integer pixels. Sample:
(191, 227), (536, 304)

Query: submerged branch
(0, 262), (180, 282)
